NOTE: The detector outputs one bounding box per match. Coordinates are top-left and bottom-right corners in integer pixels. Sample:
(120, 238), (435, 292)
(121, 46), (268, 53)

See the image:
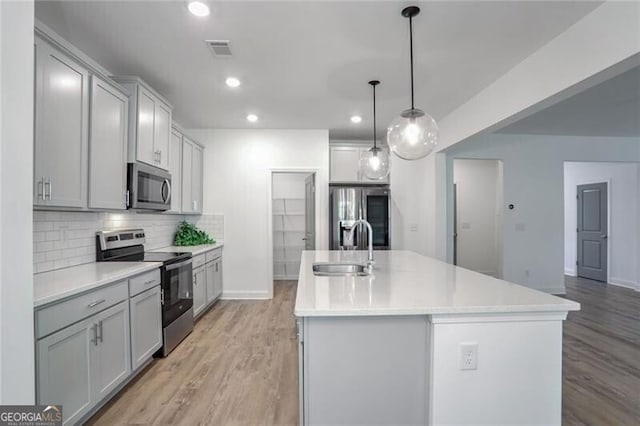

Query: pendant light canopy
(359, 80), (390, 181)
(387, 6), (439, 161)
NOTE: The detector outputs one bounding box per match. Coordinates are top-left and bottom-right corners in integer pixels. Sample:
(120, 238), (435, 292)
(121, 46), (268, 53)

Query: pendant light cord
(409, 15), (415, 111)
(373, 83), (377, 149)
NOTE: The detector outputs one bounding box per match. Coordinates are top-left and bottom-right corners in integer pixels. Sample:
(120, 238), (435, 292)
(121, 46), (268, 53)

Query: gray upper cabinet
(192, 144), (204, 214)
(136, 88), (156, 166)
(112, 76), (173, 171)
(181, 137), (204, 214)
(88, 76), (128, 210)
(168, 129), (183, 213)
(330, 145), (389, 184)
(34, 37), (89, 208)
(155, 103), (171, 170)
(181, 139), (193, 213)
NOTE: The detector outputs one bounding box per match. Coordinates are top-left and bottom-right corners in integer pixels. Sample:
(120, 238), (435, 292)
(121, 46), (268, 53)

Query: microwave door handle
(162, 179), (171, 204)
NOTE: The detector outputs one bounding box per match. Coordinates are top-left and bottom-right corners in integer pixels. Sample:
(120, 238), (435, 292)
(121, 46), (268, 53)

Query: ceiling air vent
(206, 40), (232, 57)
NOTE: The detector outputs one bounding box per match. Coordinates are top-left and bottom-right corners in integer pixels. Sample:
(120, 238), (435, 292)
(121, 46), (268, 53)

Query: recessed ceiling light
(247, 114), (258, 123)
(225, 77), (241, 88)
(187, 1), (210, 17)
(350, 115), (362, 124)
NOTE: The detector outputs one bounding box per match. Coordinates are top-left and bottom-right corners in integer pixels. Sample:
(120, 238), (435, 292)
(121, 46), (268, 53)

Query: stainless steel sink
(312, 262), (370, 277)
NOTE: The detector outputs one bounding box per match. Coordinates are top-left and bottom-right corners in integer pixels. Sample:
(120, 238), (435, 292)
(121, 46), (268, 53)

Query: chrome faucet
(348, 219), (374, 270)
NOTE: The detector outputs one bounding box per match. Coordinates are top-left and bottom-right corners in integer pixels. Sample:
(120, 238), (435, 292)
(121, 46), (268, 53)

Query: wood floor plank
(562, 276), (640, 426)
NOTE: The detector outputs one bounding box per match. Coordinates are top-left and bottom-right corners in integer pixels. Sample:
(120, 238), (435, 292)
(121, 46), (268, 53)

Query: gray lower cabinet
(205, 261), (216, 305)
(36, 269), (161, 425)
(93, 301), (131, 400)
(193, 265), (207, 317)
(37, 316), (94, 425)
(194, 249), (223, 319)
(37, 300), (131, 425)
(129, 286), (162, 371)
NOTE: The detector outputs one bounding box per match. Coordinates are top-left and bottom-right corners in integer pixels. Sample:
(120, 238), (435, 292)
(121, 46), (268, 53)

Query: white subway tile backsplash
(34, 212), (224, 274)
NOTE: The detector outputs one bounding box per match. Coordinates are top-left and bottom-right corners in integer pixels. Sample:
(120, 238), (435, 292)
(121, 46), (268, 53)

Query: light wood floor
(88, 278), (640, 425)
(88, 281), (299, 426)
(562, 275), (640, 425)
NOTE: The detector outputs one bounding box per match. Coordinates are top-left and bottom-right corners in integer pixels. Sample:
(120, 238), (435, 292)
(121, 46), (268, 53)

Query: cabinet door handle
(91, 323), (99, 346)
(44, 178), (52, 200)
(38, 177), (45, 201)
(88, 299), (106, 308)
(144, 279), (156, 285)
(215, 263), (218, 272)
(98, 320), (104, 343)
(160, 289), (165, 305)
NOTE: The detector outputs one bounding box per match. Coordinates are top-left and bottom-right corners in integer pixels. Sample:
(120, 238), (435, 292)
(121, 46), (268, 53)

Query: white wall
(188, 129), (329, 299)
(445, 135), (640, 294)
(453, 159), (501, 277)
(0, 0), (35, 403)
(564, 162), (639, 289)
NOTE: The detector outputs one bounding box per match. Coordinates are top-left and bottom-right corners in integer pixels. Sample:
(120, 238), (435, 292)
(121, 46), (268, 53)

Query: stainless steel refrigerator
(330, 185), (390, 250)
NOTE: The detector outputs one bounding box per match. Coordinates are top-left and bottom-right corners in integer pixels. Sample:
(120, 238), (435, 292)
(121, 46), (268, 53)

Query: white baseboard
(564, 268), (576, 276)
(220, 290), (271, 300)
(609, 277), (639, 291)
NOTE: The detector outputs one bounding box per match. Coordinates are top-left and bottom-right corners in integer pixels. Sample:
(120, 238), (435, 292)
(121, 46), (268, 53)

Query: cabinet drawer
(35, 280), (128, 339)
(129, 269), (161, 297)
(193, 254), (206, 269)
(205, 248), (222, 264)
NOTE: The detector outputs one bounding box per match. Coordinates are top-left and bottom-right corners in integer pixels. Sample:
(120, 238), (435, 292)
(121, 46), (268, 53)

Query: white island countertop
(150, 240), (224, 256)
(34, 261), (162, 308)
(294, 250), (580, 317)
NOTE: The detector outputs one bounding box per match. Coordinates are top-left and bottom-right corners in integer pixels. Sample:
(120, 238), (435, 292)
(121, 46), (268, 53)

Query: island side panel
(302, 316), (429, 426)
(428, 313), (565, 426)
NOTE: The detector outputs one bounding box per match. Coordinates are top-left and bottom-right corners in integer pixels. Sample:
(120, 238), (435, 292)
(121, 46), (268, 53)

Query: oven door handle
(165, 258), (193, 272)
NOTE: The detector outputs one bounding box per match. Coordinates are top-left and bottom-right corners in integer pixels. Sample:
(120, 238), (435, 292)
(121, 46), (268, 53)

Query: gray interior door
(304, 174), (316, 250)
(577, 182), (608, 282)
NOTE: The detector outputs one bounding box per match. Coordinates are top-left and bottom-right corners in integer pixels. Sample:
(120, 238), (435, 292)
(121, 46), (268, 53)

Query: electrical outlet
(459, 343), (478, 370)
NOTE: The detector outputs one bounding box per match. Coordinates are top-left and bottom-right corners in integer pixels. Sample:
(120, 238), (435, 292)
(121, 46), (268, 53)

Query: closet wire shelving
(273, 197), (305, 280)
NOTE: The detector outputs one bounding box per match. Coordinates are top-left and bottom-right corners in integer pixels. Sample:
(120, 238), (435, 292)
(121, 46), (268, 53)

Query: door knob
(601, 234), (608, 239)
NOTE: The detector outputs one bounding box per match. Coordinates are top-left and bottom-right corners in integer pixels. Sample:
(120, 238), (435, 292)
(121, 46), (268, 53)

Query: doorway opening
(452, 159), (504, 278)
(271, 171), (316, 281)
(564, 161), (639, 289)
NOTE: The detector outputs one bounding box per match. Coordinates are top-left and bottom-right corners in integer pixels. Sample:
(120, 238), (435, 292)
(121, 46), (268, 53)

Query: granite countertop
(150, 240), (224, 256)
(34, 261), (162, 307)
(294, 250), (580, 317)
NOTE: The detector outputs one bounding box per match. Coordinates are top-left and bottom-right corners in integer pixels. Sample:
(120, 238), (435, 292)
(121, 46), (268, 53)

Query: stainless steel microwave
(127, 162), (171, 210)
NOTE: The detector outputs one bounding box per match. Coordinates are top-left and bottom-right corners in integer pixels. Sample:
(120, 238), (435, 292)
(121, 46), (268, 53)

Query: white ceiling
(35, 1), (601, 140)
(498, 66), (640, 137)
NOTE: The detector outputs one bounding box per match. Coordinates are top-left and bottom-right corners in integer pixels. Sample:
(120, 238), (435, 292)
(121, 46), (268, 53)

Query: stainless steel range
(96, 229), (193, 356)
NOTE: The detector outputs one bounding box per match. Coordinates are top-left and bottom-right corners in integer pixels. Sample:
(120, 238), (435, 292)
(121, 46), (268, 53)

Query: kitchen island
(294, 250), (579, 426)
